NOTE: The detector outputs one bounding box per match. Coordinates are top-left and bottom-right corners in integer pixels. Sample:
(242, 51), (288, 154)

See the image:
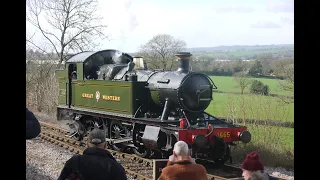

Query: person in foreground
(26, 108), (41, 139)
(241, 151), (279, 180)
(58, 128), (127, 180)
(157, 141), (208, 180)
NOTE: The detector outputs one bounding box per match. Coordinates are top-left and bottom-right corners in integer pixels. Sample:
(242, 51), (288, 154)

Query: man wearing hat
(241, 151), (279, 180)
(58, 128), (127, 180)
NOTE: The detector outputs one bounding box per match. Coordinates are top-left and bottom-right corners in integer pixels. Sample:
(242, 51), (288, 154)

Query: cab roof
(65, 49), (133, 64)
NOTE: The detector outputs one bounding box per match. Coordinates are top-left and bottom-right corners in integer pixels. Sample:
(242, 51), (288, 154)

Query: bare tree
(272, 58), (294, 103)
(27, 62), (58, 113)
(233, 71), (252, 95)
(257, 54), (274, 75)
(274, 58), (294, 92)
(138, 34), (186, 70)
(26, 0), (108, 63)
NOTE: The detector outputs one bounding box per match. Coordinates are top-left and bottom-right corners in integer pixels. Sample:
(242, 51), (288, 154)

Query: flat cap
(88, 128), (106, 145)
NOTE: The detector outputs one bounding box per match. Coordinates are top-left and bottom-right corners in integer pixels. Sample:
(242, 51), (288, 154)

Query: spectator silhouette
(241, 152), (279, 180)
(58, 128), (127, 180)
(26, 108), (40, 139)
(158, 141), (208, 180)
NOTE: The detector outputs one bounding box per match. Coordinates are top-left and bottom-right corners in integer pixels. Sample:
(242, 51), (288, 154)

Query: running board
(105, 137), (132, 144)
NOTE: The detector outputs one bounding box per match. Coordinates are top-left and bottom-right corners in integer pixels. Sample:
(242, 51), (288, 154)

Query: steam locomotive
(55, 49), (251, 165)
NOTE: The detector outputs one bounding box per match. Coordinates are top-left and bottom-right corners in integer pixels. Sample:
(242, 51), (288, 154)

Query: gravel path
(26, 138), (74, 180)
(227, 163), (294, 180)
(262, 167), (294, 180)
(26, 136), (294, 180)
(26, 137), (136, 180)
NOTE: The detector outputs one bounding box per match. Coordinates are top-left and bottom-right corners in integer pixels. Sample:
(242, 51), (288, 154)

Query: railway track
(206, 165), (243, 180)
(40, 122), (152, 180)
(38, 121), (287, 180)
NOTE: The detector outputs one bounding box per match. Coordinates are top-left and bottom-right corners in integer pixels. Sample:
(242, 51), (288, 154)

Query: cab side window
(68, 64), (77, 80)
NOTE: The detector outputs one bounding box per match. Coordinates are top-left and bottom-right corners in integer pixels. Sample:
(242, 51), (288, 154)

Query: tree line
(26, 0), (293, 98)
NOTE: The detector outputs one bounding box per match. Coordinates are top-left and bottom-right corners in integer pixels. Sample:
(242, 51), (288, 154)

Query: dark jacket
(158, 160), (208, 180)
(26, 108), (40, 139)
(58, 147), (127, 180)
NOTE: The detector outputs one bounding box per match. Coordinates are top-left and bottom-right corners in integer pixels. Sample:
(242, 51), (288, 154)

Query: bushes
(232, 142), (294, 169)
(250, 80), (270, 96)
(26, 63), (59, 115)
(222, 93), (294, 169)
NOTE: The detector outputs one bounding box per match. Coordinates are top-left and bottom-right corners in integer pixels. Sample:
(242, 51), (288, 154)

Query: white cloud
(281, 17), (294, 25)
(99, 0), (138, 39)
(212, 4), (255, 13)
(26, 0), (294, 53)
(266, 0), (294, 13)
(251, 21), (281, 28)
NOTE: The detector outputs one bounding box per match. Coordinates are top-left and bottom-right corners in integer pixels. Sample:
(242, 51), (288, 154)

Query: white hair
(173, 141), (189, 156)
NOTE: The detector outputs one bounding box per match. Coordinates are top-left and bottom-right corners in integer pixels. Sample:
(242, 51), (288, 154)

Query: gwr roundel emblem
(95, 91), (100, 102)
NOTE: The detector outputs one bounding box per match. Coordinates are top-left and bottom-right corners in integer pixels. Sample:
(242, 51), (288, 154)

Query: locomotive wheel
(68, 121), (86, 141)
(213, 155), (229, 166)
(88, 118), (107, 138)
(132, 125), (150, 158)
(133, 146), (150, 158)
(109, 120), (129, 151)
(209, 136), (229, 166)
(88, 118), (105, 131)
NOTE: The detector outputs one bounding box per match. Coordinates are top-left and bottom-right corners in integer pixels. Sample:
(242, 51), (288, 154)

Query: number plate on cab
(218, 132), (231, 138)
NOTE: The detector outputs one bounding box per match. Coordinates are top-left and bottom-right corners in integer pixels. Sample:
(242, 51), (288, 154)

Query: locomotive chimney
(176, 52), (192, 73)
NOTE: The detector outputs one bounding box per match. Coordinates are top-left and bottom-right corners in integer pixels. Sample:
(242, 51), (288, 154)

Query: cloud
(266, 0), (294, 13)
(99, 0), (138, 48)
(281, 17), (294, 25)
(213, 5), (255, 13)
(251, 21), (281, 28)
(123, 0), (138, 32)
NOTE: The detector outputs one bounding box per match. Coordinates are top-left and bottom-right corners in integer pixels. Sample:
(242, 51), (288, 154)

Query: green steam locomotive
(55, 49), (251, 165)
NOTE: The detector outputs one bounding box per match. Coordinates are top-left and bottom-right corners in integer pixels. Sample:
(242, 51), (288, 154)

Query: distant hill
(119, 44), (294, 61)
(183, 44), (294, 60)
(186, 44), (294, 53)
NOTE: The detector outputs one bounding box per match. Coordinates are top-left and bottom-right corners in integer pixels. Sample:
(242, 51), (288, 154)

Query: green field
(286, 127), (294, 148)
(205, 92), (294, 121)
(246, 124), (294, 149)
(204, 75), (294, 167)
(210, 76), (293, 96)
(231, 124), (294, 168)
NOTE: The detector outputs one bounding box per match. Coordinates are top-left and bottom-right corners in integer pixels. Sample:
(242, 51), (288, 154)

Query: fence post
(153, 159), (168, 180)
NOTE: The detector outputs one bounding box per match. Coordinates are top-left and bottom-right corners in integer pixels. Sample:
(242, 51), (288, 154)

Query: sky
(26, 0), (294, 53)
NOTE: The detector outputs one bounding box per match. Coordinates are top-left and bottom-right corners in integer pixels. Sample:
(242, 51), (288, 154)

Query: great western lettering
(102, 95), (120, 102)
(82, 93), (94, 99)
